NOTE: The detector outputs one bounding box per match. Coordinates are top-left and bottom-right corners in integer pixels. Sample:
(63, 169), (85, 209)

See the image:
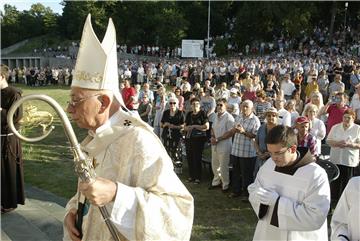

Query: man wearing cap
(248, 125), (330, 241)
(63, 15), (193, 241)
(295, 116), (317, 156)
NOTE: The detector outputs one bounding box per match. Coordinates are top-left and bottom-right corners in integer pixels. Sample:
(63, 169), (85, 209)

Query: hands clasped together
(249, 184), (279, 206)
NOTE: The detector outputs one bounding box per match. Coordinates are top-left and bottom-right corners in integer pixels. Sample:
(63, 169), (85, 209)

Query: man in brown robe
(1, 64), (24, 213)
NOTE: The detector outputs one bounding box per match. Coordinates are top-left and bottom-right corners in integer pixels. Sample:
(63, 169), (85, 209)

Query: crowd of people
(119, 52), (360, 239)
(122, 53), (360, 191)
(7, 66), (73, 86)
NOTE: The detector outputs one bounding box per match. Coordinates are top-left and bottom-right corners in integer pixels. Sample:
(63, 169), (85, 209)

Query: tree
(1, 4), (21, 47)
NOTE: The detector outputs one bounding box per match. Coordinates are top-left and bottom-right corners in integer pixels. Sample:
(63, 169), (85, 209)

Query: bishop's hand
(79, 177), (117, 207)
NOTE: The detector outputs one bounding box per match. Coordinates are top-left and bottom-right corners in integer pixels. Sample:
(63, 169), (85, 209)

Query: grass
(14, 84), (257, 240)
(9, 35), (75, 56)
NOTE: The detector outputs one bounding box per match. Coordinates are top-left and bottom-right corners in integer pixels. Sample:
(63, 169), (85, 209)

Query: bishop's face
(67, 87), (102, 131)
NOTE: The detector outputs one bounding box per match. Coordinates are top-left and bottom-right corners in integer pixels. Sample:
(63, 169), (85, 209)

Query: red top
(326, 104), (349, 133)
(242, 91), (257, 102)
(122, 87), (136, 110)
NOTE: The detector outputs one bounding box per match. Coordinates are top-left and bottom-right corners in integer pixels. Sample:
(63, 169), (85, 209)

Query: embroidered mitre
(72, 14), (118, 91)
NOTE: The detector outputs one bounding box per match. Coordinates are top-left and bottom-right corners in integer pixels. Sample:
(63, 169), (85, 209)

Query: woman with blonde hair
(302, 91), (325, 117)
(304, 104), (326, 155)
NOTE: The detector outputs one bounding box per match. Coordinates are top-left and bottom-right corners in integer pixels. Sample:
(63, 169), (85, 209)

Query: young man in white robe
(63, 14), (194, 241)
(331, 176), (360, 241)
(248, 125), (330, 241)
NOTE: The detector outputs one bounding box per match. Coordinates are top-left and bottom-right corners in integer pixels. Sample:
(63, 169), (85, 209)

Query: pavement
(1, 185), (68, 241)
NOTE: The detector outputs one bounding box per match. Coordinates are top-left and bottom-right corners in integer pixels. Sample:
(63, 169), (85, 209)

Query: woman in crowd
(254, 89), (272, 124)
(293, 70), (303, 90)
(302, 91), (325, 118)
(242, 81), (257, 102)
(227, 88), (242, 116)
(317, 70), (329, 103)
(200, 87), (216, 140)
(254, 107), (278, 175)
(327, 109), (360, 202)
(138, 94), (152, 124)
(322, 92), (349, 134)
(291, 89), (304, 114)
(305, 76), (319, 101)
(174, 87), (184, 111)
(153, 86), (167, 137)
(184, 98), (209, 184)
(303, 104), (326, 156)
(161, 96), (185, 174)
(264, 80), (277, 102)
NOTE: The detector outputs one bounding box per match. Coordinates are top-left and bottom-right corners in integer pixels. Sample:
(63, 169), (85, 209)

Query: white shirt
(309, 118), (326, 155)
(277, 108), (291, 127)
(327, 123), (360, 167)
(350, 93), (360, 121)
(281, 81), (296, 96)
(212, 112), (235, 151)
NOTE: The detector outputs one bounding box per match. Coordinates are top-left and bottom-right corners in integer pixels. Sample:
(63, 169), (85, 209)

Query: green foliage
(2, 1), (360, 55)
(213, 38), (229, 57)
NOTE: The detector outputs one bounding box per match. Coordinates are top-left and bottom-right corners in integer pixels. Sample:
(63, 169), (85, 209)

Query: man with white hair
(63, 14), (193, 241)
(221, 100), (260, 198)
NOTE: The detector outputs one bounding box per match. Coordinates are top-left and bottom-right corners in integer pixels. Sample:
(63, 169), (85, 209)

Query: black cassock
(1, 85), (24, 209)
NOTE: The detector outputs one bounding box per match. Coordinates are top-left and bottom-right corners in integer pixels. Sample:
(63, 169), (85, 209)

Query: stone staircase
(1, 185), (68, 241)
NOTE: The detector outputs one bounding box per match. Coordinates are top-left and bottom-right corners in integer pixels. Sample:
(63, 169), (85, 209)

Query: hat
(230, 88), (238, 94)
(265, 107), (278, 114)
(72, 14), (124, 106)
(295, 116), (310, 125)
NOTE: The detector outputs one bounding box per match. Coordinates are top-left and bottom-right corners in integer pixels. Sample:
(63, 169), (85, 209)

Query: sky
(1, 0), (63, 14)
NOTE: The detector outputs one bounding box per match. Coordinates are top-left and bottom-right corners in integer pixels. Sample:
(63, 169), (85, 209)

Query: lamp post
(343, 2), (348, 44)
(344, 2), (348, 29)
(207, 0), (211, 58)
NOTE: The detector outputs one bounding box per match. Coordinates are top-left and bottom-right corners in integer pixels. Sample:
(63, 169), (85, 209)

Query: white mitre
(72, 14), (124, 105)
(72, 14), (153, 131)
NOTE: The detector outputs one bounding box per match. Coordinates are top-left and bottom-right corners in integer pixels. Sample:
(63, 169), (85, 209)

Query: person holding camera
(320, 92), (350, 134)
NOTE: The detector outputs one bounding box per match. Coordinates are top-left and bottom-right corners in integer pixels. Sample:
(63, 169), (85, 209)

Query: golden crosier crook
(7, 94), (125, 241)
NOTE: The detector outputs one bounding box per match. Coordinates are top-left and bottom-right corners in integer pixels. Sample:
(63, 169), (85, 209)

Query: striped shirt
(298, 133), (317, 156)
(231, 113), (261, 158)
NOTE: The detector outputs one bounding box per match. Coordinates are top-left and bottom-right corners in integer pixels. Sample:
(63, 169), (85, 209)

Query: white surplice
(248, 155), (330, 241)
(331, 176), (360, 241)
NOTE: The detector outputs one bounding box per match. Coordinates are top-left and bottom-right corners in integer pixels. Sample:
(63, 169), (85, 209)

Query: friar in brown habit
(1, 64), (24, 213)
